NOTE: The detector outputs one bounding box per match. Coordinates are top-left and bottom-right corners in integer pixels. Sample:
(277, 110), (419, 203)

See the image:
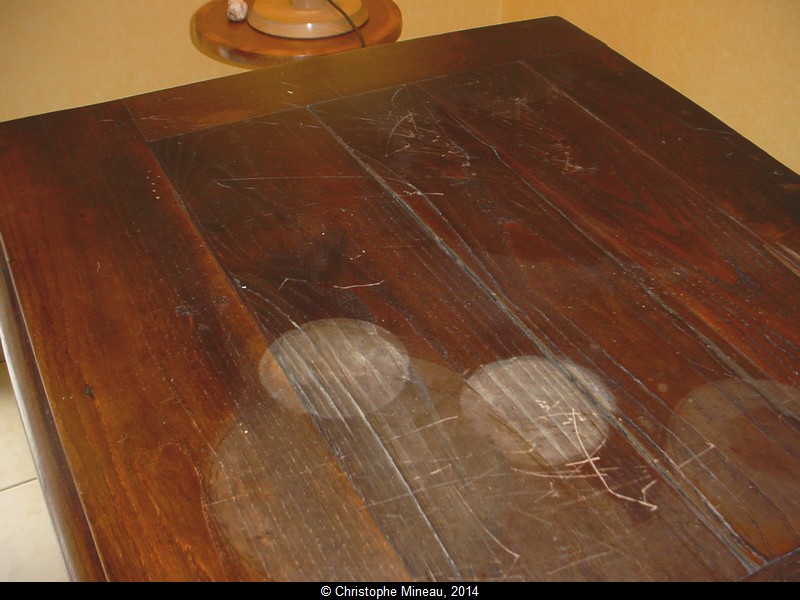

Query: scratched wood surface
(0, 17), (798, 581)
(312, 64), (800, 562)
(152, 109), (745, 580)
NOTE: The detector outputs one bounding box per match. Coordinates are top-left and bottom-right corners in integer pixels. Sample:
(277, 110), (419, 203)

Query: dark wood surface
(1, 17), (798, 581)
(191, 0), (403, 68)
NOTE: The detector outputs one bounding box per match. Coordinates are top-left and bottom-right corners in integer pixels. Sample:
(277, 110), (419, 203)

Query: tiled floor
(0, 359), (70, 581)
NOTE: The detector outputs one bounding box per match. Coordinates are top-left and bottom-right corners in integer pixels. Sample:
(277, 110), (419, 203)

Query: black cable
(326, 0), (367, 48)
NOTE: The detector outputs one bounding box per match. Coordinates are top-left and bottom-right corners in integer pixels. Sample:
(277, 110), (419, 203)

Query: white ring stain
(460, 356), (616, 468)
(259, 318), (411, 420)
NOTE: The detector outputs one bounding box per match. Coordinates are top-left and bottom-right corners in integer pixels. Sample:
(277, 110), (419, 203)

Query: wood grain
(310, 65), (800, 562)
(153, 108), (749, 579)
(0, 259), (105, 581)
(0, 104), (407, 580)
(742, 548), (800, 582)
(529, 47), (800, 249)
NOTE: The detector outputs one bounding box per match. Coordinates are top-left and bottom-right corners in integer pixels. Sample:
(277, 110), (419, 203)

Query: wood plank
(0, 260), (105, 581)
(310, 76), (800, 563)
(527, 47), (800, 250)
(742, 548), (800, 581)
(125, 16), (604, 141)
(152, 108), (749, 580)
(414, 61), (800, 384)
(0, 104), (408, 581)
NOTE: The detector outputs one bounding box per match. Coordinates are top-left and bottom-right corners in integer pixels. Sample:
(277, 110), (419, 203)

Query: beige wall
(503, 0), (800, 173)
(397, 0), (501, 40)
(0, 1), (241, 121)
(0, 1), (797, 172)
(0, 0), (497, 123)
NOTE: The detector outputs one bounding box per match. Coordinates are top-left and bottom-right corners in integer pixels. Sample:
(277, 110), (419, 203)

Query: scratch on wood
(410, 415), (459, 434)
(552, 149), (599, 175)
(279, 277), (308, 290)
(570, 410), (658, 512)
(333, 280), (386, 290)
(216, 175), (367, 185)
(386, 143), (411, 157)
(641, 480), (657, 505)
(511, 468), (613, 481)
(534, 481), (559, 503)
(385, 110), (419, 157)
(765, 243), (800, 279)
(545, 550), (614, 577)
(693, 126), (735, 138)
(677, 442), (716, 469)
(513, 410), (658, 511)
(457, 488), (521, 562)
(390, 86), (406, 106)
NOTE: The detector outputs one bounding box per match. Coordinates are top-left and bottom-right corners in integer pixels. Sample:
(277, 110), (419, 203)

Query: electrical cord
(326, 0), (367, 47)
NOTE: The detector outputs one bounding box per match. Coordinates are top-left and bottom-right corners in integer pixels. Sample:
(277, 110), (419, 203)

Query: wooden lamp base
(247, 0), (369, 39)
(191, 0), (402, 68)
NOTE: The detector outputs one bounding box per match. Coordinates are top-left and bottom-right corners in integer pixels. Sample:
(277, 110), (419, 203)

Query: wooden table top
(1, 17), (799, 582)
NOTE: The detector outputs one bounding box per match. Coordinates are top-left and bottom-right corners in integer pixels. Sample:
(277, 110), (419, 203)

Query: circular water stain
(205, 399), (410, 580)
(259, 318), (411, 419)
(672, 377), (800, 478)
(460, 356), (616, 467)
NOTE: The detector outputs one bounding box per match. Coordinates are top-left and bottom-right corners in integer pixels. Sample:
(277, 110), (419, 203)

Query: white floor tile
(0, 479), (70, 581)
(0, 362), (37, 491)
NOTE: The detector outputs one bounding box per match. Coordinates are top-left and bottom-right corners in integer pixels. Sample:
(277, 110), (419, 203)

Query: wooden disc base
(248, 0), (369, 39)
